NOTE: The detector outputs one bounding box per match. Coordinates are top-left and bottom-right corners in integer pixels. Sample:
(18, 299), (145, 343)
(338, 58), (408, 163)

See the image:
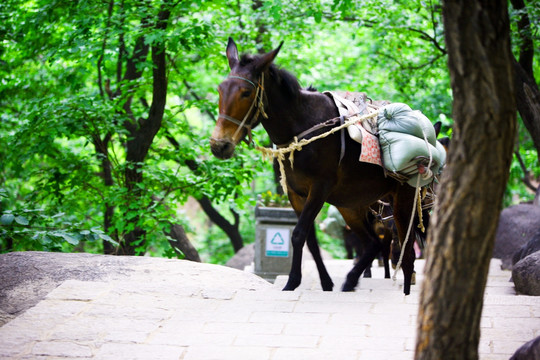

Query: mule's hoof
(322, 281), (334, 292)
(403, 282), (412, 295)
(282, 277), (301, 291)
(341, 282), (356, 292)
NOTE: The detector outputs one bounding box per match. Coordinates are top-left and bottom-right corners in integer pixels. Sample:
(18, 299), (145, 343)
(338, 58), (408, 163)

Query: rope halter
(218, 73), (268, 144)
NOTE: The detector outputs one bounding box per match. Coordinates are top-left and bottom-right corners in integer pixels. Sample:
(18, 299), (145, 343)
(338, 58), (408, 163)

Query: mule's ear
(254, 41), (284, 73)
(433, 121), (442, 137)
(226, 37), (239, 69)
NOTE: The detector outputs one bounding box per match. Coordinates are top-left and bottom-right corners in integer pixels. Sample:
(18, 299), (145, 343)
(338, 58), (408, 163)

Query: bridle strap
(218, 114), (244, 127)
(228, 76), (256, 88)
(218, 73), (267, 144)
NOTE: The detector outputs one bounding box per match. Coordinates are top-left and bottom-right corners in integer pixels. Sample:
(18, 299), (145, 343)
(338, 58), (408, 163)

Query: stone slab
(0, 252), (538, 360)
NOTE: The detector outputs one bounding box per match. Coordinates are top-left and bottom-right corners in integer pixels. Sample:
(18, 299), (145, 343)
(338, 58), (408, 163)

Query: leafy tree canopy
(0, 0), (538, 259)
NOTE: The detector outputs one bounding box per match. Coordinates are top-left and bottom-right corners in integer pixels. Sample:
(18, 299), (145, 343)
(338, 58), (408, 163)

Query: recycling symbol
(270, 232), (285, 245)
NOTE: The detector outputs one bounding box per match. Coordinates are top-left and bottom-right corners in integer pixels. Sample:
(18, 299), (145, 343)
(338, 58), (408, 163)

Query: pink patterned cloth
(325, 90), (385, 168)
(358, 124), (383, 166)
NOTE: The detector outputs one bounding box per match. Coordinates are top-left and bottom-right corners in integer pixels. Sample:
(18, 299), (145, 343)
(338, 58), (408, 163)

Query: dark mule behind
(211, 38), (419, 294)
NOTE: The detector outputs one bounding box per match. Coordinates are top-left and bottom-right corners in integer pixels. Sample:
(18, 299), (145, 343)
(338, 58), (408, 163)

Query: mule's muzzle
(210, 138), (236, 159)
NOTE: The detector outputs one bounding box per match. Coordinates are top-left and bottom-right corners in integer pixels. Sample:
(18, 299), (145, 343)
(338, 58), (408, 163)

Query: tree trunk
(93, 133), (118, 254)
(120, 6), (171, 255)
(197, 197), (243, 252)
(167, 224), (201, 262)
(415, 1), (516, 359)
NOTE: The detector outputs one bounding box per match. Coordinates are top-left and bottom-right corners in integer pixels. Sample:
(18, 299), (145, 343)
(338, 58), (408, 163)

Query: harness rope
(256, 111), (379, 194)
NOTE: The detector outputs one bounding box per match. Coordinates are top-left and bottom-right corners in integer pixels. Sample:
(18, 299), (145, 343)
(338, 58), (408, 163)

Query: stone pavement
(0, 255), (539, 360)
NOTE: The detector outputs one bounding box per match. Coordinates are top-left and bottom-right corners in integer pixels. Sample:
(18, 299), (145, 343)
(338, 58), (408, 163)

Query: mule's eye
(241, 90), (252, 98)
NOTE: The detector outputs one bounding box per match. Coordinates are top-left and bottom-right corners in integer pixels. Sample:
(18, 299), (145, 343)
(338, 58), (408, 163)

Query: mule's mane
(239, 54), (301, 99)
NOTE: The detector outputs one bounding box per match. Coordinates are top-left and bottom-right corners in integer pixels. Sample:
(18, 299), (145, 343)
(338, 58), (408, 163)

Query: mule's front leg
(305, 224), (334, 291)
(392, 188), (417, 295)
(283, 189), (330, 291)
(282, 224), (307, 291)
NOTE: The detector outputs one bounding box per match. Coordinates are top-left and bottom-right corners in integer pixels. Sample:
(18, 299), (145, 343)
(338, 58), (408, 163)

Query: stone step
(273, 259), (425, 292)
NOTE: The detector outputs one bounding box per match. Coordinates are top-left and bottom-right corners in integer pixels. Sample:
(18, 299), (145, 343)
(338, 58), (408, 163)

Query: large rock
(510, 336), (540, 360)
(493, 204), (540, 269)
(512, 229), (540, 266)
(512, 251), (540, 296)
(225, 243), (255, 270)
(0, 251), (271, 326)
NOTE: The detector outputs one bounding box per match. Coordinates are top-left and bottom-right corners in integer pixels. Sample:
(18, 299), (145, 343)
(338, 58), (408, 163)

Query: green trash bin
(254, 205), (298, 282)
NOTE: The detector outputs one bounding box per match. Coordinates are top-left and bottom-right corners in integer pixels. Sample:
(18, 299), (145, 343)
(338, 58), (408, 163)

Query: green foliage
(258, 191), (290, 208)
(0, 0), (538, 262)
(0, 204), (118, 252)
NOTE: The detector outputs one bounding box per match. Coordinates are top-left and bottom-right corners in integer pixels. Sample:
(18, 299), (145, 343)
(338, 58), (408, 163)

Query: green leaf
(51, 231), (80, 245)
(51, 212), (65, 219)
(61, 233), (80, 245)
(0, 214), (15, 225)
(99, 233), (119, 245)
(314, 10), (322, 23)
(14, 215), (30, 226)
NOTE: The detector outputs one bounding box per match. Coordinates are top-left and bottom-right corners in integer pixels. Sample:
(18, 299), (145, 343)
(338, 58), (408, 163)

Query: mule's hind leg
(305, 224), (334, 291)
(381, 232), (392, 279)
(392, 187), (418, 295)
(400, 242), (416, 295)
(342, 238), (381, 291)
(339, 208), (381, 291)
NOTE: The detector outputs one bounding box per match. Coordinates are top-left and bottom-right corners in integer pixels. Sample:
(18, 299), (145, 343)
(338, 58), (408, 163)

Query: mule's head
(210, 37), (282, 159)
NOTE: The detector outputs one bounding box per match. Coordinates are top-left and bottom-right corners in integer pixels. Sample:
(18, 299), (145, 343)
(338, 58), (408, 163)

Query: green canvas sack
(378, 103), (446, 187)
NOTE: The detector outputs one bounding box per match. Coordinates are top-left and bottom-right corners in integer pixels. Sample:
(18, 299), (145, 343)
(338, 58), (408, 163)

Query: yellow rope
(256, 111), (378, 193)
(417, 190), (425, 233)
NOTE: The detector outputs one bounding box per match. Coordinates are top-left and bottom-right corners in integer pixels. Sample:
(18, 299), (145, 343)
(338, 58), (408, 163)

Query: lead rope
(257, 111), (379, 193)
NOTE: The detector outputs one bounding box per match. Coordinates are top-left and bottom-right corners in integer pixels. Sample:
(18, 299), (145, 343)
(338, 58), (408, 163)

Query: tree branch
(166, 52), (216, 122)
(514, 150), (539, 192)
(512, 56), (540, 157)
(510, 0), (534, 76)
(167, 223), (201, 261)
(164, 129), (245, 252)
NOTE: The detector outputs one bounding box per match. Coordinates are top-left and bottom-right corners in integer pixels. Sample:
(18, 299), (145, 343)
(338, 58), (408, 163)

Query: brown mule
(211, 38), (421, 294)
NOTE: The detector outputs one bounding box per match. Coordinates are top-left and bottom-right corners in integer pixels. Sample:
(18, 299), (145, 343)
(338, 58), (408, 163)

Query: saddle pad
(327, 91), (387, 134)
(326, 91), (384, 167)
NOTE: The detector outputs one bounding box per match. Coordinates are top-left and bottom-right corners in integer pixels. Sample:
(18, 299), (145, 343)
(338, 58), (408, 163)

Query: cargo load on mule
(326, 91), (446, 188)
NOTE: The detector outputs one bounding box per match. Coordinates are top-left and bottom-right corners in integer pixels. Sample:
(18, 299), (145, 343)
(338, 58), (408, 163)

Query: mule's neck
(261, 71), (338, 146)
